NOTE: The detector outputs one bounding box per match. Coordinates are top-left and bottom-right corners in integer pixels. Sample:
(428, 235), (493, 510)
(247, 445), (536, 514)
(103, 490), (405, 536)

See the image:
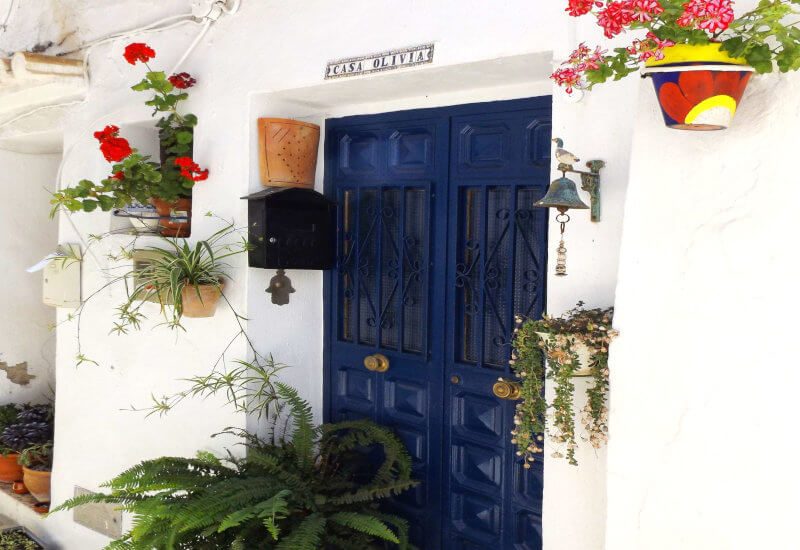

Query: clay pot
(258, 118), (320, 188)
(22, 467), (50, 503)
(641, 44), (754, 131)
(0, 453), (22, 483)
(181, 283), (223, 318)
(150, 197), (192, 238)
(12, 480), (28, 494)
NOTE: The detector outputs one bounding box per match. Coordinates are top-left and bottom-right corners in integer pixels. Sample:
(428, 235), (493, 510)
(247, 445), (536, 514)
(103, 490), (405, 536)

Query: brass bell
(534, 176), (590, 213)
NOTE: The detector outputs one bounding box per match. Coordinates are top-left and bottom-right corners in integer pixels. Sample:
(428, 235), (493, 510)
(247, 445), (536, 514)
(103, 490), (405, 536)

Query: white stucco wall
(8, 0), (797, 549)
(0, 0), (631, 548)
(606, 27), (800, 550)
(0, 150), (59, 402)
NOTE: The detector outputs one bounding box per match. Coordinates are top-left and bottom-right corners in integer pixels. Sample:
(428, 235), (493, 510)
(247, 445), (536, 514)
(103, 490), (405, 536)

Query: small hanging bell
(534, 176), (590, 212)
(534, 176), (589, 277)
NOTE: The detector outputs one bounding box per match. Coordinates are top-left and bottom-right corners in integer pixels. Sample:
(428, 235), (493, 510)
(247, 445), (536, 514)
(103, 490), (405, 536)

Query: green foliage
(0, 529), (42, 550)
(19, 442), (53, 471)
(0, 404), (20, 455)
(512, 303), (616, 466)
(570, 0), (800, 90)
(51, 67), (199, 216)
(52, 387), (418, 549)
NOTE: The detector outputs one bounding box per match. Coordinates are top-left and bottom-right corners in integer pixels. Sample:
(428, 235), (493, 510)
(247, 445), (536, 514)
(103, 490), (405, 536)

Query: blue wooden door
(325, 97), (551, 549)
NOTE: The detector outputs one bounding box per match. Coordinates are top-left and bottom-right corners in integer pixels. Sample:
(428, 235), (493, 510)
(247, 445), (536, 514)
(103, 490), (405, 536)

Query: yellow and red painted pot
(642, 44), (754, 131)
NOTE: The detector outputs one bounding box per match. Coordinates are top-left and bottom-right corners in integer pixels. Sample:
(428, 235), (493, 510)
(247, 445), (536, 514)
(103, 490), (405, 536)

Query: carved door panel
(326, 98), (550, 549)
(444, 109), (550, 549)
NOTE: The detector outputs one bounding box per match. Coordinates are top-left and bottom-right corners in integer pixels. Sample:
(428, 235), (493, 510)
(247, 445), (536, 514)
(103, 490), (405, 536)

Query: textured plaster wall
(0, 150), (58, 402)
(606, 51), (800, 550)
(0, 0), (638, 550)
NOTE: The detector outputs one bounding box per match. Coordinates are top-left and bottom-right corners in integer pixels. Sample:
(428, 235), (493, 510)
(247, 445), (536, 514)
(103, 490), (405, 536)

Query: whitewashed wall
(5, 0), (797, 549)
(0, 151), (58, 402)
(606, 12), (800, 550)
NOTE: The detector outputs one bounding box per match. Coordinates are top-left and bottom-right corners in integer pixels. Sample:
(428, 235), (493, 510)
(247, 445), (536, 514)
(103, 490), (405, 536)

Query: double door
(325, 97), (551, 549)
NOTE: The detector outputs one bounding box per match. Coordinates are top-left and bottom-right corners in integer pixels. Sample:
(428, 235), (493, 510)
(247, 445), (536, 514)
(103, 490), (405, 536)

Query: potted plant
(19, 443), (53, 504)
(0, 404), (21, 483)
(552, 0), (800, 130)
(50, 43), (208, 236)
(53, 384), (416, 549)
(0, 527), (46, 549)
(0, 404), (54, 499)
(118, 221), (248, 327)
(511, 303), (617, 465)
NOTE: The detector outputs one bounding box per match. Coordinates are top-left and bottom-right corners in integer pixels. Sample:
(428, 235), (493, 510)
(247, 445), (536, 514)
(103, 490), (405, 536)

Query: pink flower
(677, 0), (735, 33)
(597, 1), (635, 38)
(627, 32), (675, 62)
(566, 0), (603, 16)
(630, 0), (663, 22)
(551, 67), (585, 94)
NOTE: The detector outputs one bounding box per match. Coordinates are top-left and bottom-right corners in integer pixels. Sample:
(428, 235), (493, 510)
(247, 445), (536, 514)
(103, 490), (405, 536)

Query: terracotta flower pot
(150, 197), (192, 238)
(181, 283), (223, 318)
(642, 44), (754, 131)
(258, 118), (320, 188)
(12, 480), (28, 494)
(22, 467), (50, 503)
(0, 453), (22, 483)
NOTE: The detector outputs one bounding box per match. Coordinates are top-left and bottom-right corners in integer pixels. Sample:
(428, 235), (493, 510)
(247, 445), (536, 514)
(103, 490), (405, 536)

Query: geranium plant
(511, 303), (617, 466)
(51, 43), (208, 214)
(552, 0), (800, 93)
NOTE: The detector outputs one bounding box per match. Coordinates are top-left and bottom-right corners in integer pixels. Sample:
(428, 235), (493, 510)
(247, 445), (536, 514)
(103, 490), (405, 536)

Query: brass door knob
(492, 379), (522, 400)
(363, 353), (390, 373)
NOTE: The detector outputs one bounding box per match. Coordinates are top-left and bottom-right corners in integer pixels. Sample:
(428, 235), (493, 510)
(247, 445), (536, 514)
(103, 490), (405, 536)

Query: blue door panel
(325, 97), (550, 550)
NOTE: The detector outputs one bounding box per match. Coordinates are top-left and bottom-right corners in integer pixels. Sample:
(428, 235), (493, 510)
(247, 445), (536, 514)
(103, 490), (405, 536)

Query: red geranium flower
(93, 125), (132, 162)
(123, 43), (156, 65)
(100, 137), (133, 163)
(110, 171), (125, 180)
(174, 157), (209, 182)
(93, 125), (120, 143)
(168, 72), (197, 89)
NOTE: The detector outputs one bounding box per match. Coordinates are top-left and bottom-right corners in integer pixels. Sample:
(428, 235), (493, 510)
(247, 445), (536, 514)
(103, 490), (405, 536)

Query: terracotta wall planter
(181, 283), (223, 318)
(642, 44), (754, 131)
(258, 118), (320, 188)
(150, 197), (192, 238)
(0, 453), (22, 483)
(22, 467), (50, 503)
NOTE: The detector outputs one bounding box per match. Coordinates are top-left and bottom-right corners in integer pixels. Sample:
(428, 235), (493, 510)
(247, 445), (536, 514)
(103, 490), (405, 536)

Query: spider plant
(116, 221), (250, 331)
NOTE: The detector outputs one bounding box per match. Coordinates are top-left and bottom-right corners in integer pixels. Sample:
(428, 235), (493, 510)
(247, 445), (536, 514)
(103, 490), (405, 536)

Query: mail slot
(242, 187), (335, 270)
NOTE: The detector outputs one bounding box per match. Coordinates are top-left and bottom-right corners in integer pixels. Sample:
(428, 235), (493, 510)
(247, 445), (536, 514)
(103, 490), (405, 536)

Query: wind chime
(534, 138), (605, 277)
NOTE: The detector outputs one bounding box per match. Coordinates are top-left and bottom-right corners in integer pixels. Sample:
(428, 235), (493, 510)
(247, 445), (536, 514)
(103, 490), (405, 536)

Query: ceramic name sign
(325, 43), (434, 79)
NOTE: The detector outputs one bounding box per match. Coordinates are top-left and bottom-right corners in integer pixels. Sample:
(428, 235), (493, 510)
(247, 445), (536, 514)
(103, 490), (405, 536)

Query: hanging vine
(511, 303), (617, 466)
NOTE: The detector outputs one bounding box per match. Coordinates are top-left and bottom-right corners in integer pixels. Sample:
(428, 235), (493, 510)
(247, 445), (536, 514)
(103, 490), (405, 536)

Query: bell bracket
(557, 160), (605, 222)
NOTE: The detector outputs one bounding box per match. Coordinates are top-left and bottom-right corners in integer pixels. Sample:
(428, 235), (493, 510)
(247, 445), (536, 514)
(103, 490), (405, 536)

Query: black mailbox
(242, 187), (336, 270)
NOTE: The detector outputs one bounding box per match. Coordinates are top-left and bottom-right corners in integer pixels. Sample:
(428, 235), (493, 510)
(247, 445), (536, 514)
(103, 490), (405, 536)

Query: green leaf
(176, 131), (194, 145)
(82, 200), (98, 212)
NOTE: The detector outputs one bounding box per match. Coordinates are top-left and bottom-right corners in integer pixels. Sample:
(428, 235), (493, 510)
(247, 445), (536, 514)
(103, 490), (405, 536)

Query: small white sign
(325, 43), (435, 80)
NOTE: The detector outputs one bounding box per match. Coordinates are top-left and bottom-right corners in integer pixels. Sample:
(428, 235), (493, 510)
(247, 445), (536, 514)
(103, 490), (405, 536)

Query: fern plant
(52, 383), (417, 549)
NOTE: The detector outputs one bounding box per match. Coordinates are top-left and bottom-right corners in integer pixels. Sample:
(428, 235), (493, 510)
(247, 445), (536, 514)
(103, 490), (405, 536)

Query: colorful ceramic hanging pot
(642, 44), (754, 131)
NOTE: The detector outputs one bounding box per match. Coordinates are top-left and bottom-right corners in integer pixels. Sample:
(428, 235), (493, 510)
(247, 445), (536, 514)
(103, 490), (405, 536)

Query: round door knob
(493, 379), (522, 400)
(363, 353), (390, 373)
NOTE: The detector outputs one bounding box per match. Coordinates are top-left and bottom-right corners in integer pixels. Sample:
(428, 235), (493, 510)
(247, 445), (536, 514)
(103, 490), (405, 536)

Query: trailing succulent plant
(0, 404), (54, 457)
(512, 303), (617, 466)
(53, 384), (417, 549)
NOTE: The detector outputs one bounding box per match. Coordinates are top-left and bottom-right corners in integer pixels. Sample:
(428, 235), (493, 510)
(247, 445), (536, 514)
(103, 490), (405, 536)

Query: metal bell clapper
(534, 176), (589, 277)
